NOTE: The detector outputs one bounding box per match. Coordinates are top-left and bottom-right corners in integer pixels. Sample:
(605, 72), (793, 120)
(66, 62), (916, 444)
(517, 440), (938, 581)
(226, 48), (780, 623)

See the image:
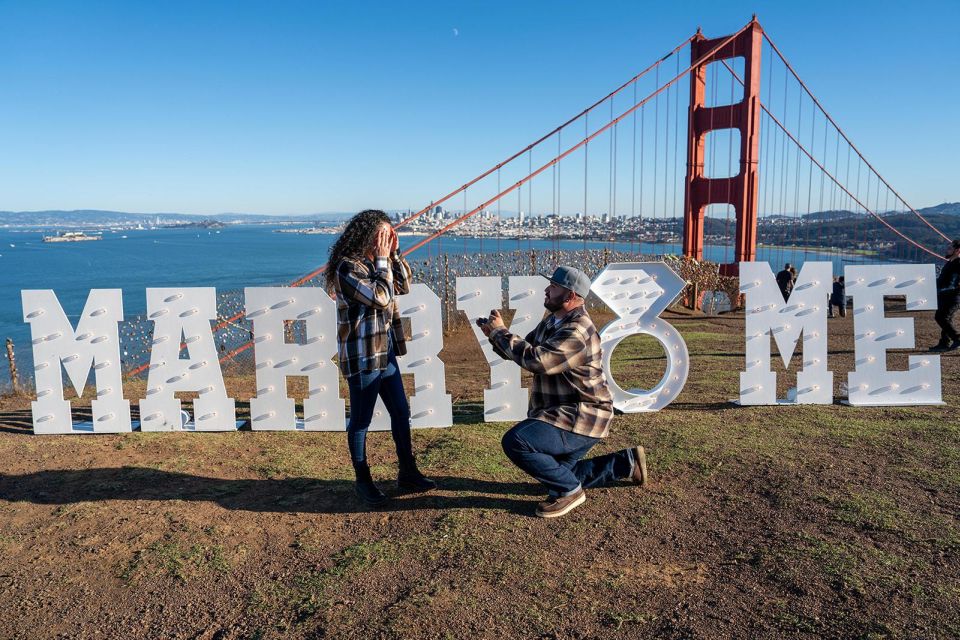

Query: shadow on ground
(0, 467), (562, 516)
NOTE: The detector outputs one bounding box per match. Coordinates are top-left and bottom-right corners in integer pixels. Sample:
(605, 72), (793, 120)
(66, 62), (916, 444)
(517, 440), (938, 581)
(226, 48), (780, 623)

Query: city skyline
(1, 1), (957, 215)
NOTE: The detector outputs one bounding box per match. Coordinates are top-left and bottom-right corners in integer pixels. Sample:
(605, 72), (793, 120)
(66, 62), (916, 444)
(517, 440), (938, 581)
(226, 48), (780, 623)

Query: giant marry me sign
(20, 261), (943, 434)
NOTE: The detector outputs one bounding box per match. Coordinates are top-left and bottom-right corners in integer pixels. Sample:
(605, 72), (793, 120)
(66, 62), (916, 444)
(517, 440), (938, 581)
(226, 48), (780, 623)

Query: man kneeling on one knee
(479, 265), (648, 518)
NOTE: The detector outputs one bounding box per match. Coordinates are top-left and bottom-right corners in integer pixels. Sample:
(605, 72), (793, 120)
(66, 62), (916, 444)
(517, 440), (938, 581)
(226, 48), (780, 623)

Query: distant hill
(800, 209), (859, 222)
(792, 203), (960, 222)
(916, 202), (960, 217)
(0, 210), (357, 228)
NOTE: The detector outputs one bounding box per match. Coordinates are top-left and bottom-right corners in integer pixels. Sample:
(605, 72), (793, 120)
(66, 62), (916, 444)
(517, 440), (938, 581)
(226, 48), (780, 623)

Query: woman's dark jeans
(346, 347), (413, 465)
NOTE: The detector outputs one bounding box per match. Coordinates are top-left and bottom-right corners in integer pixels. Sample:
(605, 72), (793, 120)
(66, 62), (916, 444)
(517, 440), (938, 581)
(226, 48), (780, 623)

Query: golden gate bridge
(126, 16), (953, 378)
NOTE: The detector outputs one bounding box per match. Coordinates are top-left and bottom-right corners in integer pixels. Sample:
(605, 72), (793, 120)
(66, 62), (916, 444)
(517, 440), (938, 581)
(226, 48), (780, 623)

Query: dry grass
(0, 307), (957, 639)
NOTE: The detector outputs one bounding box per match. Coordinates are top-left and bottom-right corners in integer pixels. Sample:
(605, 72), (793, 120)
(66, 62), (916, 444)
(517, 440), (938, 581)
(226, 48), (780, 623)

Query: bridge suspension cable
(399, 23), (750, 258)
(124, 18), (946, 377)
(717, 54), (945, 261)
(127, 32), (697, 377)
(762, 32), (950, 244)
(209, 25), (748, 369)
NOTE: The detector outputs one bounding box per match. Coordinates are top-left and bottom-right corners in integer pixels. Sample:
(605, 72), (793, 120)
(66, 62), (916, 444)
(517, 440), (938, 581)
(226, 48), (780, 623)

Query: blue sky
(0, 0), (957, 215)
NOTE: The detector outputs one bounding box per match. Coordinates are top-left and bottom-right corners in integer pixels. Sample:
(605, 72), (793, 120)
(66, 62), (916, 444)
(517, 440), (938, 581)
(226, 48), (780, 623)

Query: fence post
(443, 254), (451, 333)
(5, 338), (20, 395)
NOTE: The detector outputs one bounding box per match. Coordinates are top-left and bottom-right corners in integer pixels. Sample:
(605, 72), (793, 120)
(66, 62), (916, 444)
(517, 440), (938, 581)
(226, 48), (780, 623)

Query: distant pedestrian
(931, 239), (960, 352)
(776, 263), (794, 301)
(829, 276), (846, 318)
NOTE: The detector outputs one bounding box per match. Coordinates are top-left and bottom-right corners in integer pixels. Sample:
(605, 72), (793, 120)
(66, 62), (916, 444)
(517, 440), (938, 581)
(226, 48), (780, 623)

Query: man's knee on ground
(501, 426), (525, 458)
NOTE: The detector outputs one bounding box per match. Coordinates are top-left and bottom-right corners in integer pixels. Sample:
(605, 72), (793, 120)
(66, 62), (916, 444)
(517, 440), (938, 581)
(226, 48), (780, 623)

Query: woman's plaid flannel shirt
(333, 253), (411, 378)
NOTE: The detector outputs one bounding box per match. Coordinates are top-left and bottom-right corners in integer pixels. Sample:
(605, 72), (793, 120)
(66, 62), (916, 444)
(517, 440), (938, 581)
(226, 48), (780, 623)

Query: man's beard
(544, 296), (564, 312)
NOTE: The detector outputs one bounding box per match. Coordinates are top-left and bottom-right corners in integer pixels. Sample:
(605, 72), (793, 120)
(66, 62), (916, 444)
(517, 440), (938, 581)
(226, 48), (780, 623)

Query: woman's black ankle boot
(397, 458), (436, 492)
(353, 462), (388, 507)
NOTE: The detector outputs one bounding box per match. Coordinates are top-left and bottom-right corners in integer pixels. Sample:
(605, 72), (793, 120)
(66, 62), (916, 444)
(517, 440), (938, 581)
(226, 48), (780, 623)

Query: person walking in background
(829, 276), (846, 318)
(931, 239), (960, 352)
(478, 265), (648, 518)
(326, 209), (435, 506)
(776, 263), (794, 301)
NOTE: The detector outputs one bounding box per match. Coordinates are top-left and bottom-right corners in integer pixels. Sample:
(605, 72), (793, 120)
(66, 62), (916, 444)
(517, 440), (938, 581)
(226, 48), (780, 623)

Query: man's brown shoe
(629, 446), (648, 486)
(535, 488), (586, 518)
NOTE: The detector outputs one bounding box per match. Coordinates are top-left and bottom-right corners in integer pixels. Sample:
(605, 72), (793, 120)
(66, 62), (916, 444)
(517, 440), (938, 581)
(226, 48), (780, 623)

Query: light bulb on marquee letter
(739, 261), (832, 405)
(140, 288), (236, 431)
(368, 284), (452, 430)
(456, 275), (546, 422)
(593, 262), (689, 412)
(21, 289), (130, 434)
(245, 287), (344, 431)
(845, 264), (940, 406)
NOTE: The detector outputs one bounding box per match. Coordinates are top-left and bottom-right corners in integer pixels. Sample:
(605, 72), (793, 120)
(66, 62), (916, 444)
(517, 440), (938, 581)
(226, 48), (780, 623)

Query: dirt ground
(0, 306), (957, 639)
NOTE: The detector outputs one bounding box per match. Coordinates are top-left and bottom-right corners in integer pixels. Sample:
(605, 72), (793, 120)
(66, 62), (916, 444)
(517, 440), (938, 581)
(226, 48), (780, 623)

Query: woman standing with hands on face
(325, 209), (435, 506)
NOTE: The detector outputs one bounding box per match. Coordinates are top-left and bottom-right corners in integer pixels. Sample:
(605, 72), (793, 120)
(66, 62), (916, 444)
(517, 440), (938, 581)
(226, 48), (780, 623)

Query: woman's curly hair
(325, 209), (392, 290)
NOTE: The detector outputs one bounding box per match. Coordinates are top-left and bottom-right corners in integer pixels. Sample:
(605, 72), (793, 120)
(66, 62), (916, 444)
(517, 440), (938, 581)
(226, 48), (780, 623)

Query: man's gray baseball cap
(543, 265), (591, 298)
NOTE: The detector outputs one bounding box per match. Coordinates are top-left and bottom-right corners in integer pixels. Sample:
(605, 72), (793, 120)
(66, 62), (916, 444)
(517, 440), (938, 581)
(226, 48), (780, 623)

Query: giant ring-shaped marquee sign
(592, 262), (690, 412)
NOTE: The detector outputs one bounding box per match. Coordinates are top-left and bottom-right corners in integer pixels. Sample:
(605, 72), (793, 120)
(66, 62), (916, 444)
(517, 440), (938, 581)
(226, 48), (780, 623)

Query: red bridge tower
(682, 18), (763, 275)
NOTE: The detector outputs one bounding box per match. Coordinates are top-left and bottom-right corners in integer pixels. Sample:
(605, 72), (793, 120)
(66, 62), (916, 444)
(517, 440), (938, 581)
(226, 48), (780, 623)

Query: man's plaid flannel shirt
(333, 252), (411, 378)
(489, 306), (614, 438)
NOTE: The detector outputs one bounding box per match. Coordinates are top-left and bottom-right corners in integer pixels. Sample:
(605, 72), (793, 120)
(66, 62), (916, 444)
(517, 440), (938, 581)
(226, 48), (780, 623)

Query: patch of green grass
(327, 539), (399, 576)
(648, 427), (711, 473)
(901, 464), (960, 494)
(247, 580), (296, 615)
(282, 511), (541, 626)
(828, 491), (904, 532)
(158, 455), (192, 472)
(416, 431), (466, 469)
(772, 601), (822, 634)
(790, 534), (909, 600)
(823, 416), (900, 449)
(286, 538), (400, 620)
(418, 421), (522, 479)
(121, 539), (230, 583)
(381, 579), (453, 631)
(249, 438), (323, 479)
(803, 536), (865, 594)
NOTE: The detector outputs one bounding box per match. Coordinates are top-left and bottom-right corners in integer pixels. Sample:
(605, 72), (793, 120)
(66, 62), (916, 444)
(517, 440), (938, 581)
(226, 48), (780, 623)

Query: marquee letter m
(739, 262), (832, 405)
(21, 289), (130, 433)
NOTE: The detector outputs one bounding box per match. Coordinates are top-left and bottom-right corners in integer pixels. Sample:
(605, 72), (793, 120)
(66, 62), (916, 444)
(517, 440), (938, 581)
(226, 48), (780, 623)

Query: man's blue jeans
(346, 347), (413, 465)
(501, 418), (635, 496)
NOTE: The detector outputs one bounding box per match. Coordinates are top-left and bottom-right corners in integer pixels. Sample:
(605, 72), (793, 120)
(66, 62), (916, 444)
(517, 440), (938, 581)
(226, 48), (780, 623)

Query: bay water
(1, 224), (857, 386)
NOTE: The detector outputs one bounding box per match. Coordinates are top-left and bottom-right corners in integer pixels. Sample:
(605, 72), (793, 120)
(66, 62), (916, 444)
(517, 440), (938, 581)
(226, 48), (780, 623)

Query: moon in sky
(452, 27), (459, 37)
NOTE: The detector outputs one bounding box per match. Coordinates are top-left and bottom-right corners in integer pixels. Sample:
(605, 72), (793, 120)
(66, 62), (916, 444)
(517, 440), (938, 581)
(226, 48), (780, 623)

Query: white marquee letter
(845, 264), (940, 405)
(140, 288), (236, 431)
(739, 262), (832, 404)
(245, 287), (344, 430)
(593, 262), (689, 412)
(456, 275), (546, 422)
(369, 284), (452, 430)
(21, 289), (130, 433)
